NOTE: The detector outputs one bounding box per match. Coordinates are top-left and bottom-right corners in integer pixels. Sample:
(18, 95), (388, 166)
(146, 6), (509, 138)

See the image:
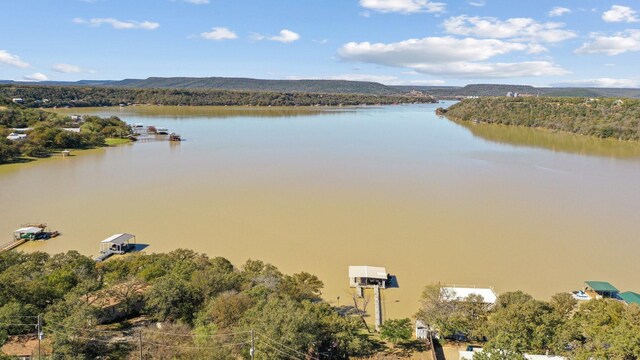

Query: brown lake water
(2, 104), (640, 319)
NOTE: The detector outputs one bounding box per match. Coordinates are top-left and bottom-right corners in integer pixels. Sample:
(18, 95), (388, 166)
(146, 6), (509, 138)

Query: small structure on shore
(349, 265), (392, 331)
(619, 291), (640, 306)
(61, 150), (70, 157)
(95, 233), (136, 262)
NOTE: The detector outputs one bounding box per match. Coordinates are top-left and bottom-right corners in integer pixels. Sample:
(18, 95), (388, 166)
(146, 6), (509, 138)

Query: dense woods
(0, 250), (377, 359)
(438, 97), (640, 141)
(0, 99), (130, 164)
(0, 84), (435, 108)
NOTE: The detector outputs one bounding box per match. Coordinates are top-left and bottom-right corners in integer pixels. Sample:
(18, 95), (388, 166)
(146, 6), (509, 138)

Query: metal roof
(585, 281), (619, 292)
(14, 227), (44, 234)
(619, 291), (640, 305)
(348, 266), (387, 280)
(441, 286), (498, 304)
(101, 233), (135, 245)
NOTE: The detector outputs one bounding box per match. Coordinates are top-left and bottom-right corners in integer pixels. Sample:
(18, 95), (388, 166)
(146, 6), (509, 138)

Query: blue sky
(1, 0), (639, 87)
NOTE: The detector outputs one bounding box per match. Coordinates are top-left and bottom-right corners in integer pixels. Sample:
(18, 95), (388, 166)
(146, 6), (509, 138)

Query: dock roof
(619, 291), (640, 305)
(348, 266), (387, 280)
(101, 233), (135, 245)
(585, 281), (619, 292)
(14, 226), (43, 234)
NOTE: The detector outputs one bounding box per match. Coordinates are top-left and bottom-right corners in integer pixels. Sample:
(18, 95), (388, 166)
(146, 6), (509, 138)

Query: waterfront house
(12, 98), (23, 104)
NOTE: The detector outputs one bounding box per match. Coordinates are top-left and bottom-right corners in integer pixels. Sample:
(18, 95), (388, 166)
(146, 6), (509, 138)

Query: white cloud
(443, 15), (577, 43)
(51, 63), (93, 73)
(200, 27), (238, 41)
(254, 29), (300, 43)
(182, 0), (209, 4)
(468, 0), (486, 7)
(576, 29), (640, 55)
(410, 61), (567, 78)
(73, 17), (159, 30)
(290, 74), (446, 86)
(23, 73), (48, 82)
(0, 50), (29, 68)
(602, 5), (639, 23)
(552, 78), (640, 88)
(359, 0), (446, 14)
(338, 36), (568, 78)
(549, 7), (571, 17)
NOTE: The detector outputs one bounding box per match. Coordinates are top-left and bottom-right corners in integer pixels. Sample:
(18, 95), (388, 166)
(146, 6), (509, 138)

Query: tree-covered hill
(438, 97), (640, 141)
(0, 84), (435, 108)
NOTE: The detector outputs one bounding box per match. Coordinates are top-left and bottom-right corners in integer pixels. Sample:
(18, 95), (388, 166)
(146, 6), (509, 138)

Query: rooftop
(619, 291), (640, 306)
(585, 281), (619, 293)
(348, 266), (387, 280)
(441, 286), (497, 304)
(14, 226), (44, 234)
(101, 233), (135, 245)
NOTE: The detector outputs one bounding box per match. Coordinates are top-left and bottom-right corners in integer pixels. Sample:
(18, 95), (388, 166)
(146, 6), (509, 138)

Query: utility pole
(37, 314), (41, 359)
(138, 330), (143, 360)
(250, 329), (255, 360)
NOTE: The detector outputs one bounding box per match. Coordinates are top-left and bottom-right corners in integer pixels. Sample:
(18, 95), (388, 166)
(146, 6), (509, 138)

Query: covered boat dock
(96, 233), (136, 262)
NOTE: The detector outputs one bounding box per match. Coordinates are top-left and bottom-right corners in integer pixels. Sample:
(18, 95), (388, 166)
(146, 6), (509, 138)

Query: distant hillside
(2, 78), (639, 98)
(1, 77), (403, 95)
(438, 97), (640, 141)
(0, 84), (436, 108)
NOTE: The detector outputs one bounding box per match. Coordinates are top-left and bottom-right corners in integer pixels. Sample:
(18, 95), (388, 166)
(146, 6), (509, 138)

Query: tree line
(0, 84), (436, 108)
(0, 250), (378, 359)
(438, 97), (640, 141)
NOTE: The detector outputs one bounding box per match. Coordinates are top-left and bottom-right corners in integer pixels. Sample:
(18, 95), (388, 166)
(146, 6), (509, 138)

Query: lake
(2, 103), (640, 319)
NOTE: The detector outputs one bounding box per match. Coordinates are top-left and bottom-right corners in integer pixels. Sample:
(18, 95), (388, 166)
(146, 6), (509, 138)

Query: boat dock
(95, 233), (136, 262)
(0, 224), (60, 253)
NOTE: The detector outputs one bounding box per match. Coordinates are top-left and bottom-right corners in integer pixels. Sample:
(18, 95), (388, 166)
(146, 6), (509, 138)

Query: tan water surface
(2, 104), (640, 319)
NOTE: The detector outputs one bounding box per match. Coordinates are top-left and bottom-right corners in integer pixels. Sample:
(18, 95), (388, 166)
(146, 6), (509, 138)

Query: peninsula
(437, 97), (640, 141)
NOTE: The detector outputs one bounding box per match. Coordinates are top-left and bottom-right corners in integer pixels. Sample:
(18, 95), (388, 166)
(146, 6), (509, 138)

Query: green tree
(379, 318), (412, 346)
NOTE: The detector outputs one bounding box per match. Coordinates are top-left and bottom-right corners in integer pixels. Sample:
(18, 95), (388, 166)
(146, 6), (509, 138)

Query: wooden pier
(0, 239), (28, 252)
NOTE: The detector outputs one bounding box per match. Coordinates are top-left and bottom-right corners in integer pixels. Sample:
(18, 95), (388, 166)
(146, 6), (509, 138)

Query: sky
(1, 0), (639, 87)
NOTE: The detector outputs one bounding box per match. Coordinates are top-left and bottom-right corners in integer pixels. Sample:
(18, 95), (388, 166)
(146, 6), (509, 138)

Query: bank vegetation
(438, 97), (640, 141)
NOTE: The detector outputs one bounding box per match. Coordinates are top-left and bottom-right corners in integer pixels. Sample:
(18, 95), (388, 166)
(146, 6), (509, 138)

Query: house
(6, 132), (27, 141)
(441, 286), (498, 304)
(619, 291), (640, 306)
(86, 280), (148, 324)
(584, 281), (619, 299)
(1, 336), (39, 360)
(12, 98), (24, 104)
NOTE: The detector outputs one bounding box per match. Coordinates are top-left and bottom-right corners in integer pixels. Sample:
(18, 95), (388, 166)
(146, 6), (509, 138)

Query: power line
(258, 334), (320, 360)
(256, 340), (304, 360)
(141, 328), (252, 338)
(141, 340), (250, 350)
